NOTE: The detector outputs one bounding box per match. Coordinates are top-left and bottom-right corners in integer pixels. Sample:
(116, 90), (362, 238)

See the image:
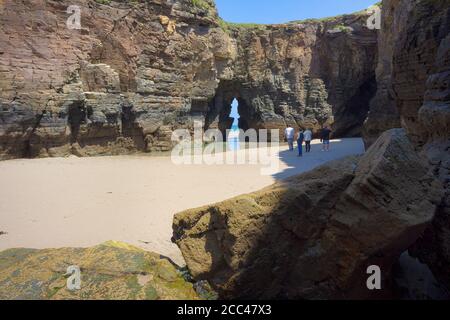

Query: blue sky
(215, 0), (378, 24)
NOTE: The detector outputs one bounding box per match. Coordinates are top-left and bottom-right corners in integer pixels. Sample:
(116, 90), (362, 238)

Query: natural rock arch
(205, 80), (264, 137)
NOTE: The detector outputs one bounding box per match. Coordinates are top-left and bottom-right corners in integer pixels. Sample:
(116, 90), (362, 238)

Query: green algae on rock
(0, 241), (199, 300)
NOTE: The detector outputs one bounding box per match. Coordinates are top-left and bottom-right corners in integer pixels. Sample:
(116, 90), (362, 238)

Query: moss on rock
(0, 241), (199, 300)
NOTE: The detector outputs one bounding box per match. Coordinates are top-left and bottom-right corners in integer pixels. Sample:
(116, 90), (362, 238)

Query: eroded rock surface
(173, 129), (443, 299)
(410, 29), (450, 288)
(362, 0), (404, 147)
(0, 0), (377, 159)
(0, 241), (199, 300)
(362, 0), (450, 289)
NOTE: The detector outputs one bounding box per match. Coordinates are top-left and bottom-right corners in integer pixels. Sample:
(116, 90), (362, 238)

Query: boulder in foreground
(0, 241), (199, 300)
(173, 129), (443, 299)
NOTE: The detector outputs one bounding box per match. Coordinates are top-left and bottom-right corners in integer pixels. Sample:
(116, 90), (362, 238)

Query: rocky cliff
(0, 0), (378, 159)
(362, 0), (403, 147)
(211, 14), (377, 138)
(363, 0), (450, 289)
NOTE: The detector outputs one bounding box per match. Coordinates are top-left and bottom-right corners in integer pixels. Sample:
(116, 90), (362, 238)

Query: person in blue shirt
(297, 129), (305, 157)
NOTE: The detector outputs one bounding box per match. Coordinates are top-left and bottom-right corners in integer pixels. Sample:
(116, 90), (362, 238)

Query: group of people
(284, 126), (332, 157)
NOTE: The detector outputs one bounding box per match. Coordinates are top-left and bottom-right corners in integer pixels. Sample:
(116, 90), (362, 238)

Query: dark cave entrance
(67, 101), (87, 144)
(121, 103), (147, 151)
(333, 75), (378, 137)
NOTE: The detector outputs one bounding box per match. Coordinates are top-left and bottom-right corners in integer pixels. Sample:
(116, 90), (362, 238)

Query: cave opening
(67, 101), (87, 144)
(206, 80), (261, 142)
(227, 98), (240, 150)
(229, 98), (240, 131)
(333, 75), (378, 137)
(121, 104), (147, 151)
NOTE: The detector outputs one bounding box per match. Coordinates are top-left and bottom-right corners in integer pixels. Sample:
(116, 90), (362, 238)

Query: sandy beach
(0, 138), (364, 265)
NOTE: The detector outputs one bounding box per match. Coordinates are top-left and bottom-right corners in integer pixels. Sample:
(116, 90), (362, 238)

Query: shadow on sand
(272, 138), (366, 181)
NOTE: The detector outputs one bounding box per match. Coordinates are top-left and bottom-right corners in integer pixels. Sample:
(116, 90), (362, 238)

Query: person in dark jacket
(297, 129), (305, 157)
(320, 126), (332, 152)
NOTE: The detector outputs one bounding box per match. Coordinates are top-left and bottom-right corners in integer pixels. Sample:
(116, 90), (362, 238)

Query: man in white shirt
(304, 129), (313, 153)
(285, 126), (295, 151)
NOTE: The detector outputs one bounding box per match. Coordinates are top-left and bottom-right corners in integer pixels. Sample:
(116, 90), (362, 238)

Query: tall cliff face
(392, 0), (450, 287)
(0, 0), (378, 159)
(0, 0), (232, 158)
(363, 0), (450, 288)
(362, 0), (405, 147)
(364, 0), (449, 148)
(212, 15), (377, 138)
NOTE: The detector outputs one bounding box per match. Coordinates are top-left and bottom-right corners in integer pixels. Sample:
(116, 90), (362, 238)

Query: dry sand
(0, 138), (364, 265)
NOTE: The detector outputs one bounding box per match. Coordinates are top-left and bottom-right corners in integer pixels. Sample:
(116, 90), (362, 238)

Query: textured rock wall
(363, 0), (450, 288)
(0, 0), (232, 159)
(214, 15), (378, 137)
(364, 0), (449, 147)
(391, 0), (450, 146)
(398, 1), (450, 287)
(0, 0), (378, 159)
(362, 0), (406, 147)
(0, 241), (199, 300)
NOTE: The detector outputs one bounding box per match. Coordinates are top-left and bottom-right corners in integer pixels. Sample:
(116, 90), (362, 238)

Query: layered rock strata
(363, 0), (450, 289)
(0, 0), (378, 159)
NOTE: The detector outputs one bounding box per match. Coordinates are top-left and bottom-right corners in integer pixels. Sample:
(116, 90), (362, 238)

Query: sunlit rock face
(0, 0), (378, 159)
(217, 16), (378, 139)
(0, 241), (199, 300)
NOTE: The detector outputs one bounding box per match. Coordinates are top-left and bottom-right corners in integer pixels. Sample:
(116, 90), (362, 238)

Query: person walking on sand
(297, 129), (304, 157)
(304, 128), (313, 153)
(285, 126), (295, 151)
(321, 125), (332, 152)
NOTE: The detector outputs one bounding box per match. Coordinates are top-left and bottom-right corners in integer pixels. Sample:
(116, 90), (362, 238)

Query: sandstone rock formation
(393, 1), (450, 287)
(213, 14), (377, 138)
(173, 129), (443, 299)
(413, 35), (450, 283)
(0, 241), (199, 300)
(0, 0), (378, 160)
(362, 0), (450, 289)
(362, 1), (403, 147)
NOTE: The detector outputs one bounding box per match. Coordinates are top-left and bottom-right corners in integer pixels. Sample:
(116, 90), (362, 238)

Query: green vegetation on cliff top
(215, 1), (381, 33)
(93, 0), (381, 32)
